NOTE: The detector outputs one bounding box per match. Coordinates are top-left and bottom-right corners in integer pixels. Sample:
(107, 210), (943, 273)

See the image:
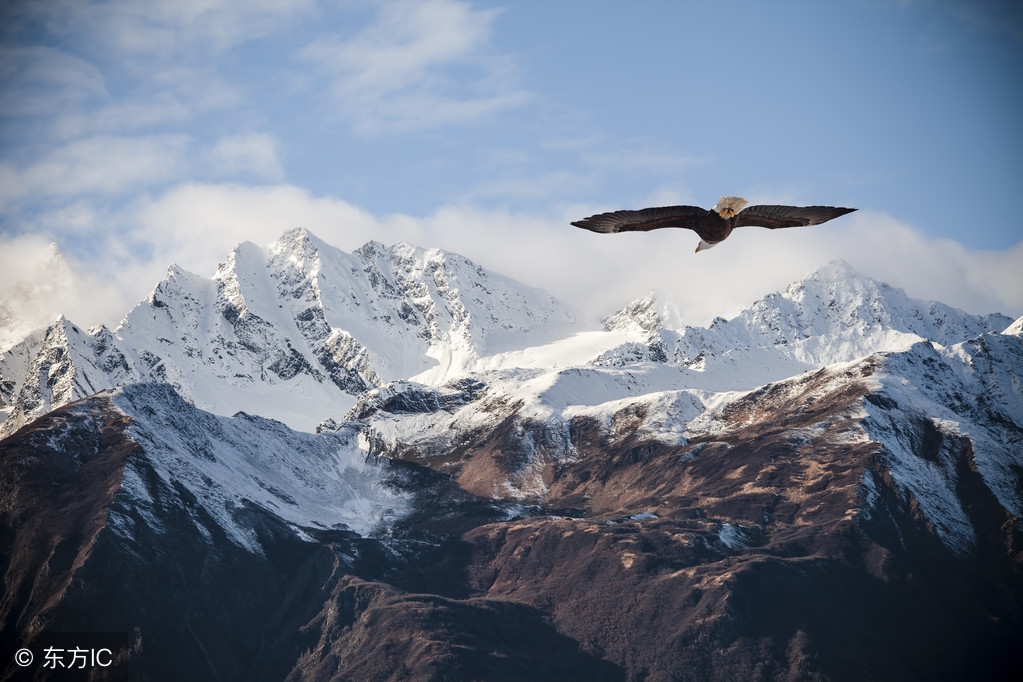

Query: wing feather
(734, 205), (856, 230)
(571, 205), (709, 233)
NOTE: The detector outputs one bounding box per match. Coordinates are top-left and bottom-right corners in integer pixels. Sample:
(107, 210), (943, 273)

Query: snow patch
(109, 384), (408, 552)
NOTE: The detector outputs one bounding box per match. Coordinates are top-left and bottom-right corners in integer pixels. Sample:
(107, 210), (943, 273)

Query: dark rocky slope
(3, 350), (1020, 680)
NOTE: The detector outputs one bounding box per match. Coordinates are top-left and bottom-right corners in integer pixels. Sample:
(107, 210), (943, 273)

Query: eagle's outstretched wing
(734, 205), (856, 230)
(571, 205), (710, 233)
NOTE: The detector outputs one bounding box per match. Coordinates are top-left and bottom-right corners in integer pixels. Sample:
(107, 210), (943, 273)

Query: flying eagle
(572, 197), (856, 252)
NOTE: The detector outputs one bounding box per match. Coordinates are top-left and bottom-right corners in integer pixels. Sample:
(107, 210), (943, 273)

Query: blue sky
(1, 0), (1021, 342)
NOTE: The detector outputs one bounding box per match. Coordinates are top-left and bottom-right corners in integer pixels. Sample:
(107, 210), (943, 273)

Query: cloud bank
(3, 183), (1019, 349)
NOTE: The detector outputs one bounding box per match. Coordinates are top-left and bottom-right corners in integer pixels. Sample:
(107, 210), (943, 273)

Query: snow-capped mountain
(2, 229), (1021, 681)
(595, 260), (1011, 389)
(325, 258), (1012, 503)
(0, 229), (574, 435)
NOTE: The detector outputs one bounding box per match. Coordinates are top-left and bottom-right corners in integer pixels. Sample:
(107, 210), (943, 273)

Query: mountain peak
(735, 258), (1011, 352)
(785, 259), (880, 297)
(269, 226), (330, 263)
(602, 294), (662, 333)
(276, 225), (314, 244)
(808, 258), (859, 279)
(353, 239), (398, 260)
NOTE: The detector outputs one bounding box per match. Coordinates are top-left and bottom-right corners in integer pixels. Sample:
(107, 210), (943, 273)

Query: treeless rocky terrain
(4, 352), (1019, 681)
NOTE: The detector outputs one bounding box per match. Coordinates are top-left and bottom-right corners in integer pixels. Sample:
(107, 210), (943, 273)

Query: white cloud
(391, 205), (1023, 326)
(7, 184), (1020, 338)
(0, 49), (236, 145)
(125, 183), (383, 276)
(456, 141), (702, 207)
(126, 186), (1023, 326)
(582, 148), (703, 175)
(1, 183), (377, 342)
(49, 94), (193, 140)
(0, 46), (107, 118)
(150, 67), (244, 112)
(300, 0), (528, 132)
(0, 135), (191, 210)
(462, 170), (591, 203)
(0, 234), (123, 348)
(206, 133), (284, 180)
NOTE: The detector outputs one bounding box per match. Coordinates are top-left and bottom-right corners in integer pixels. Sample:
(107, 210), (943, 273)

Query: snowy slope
(592, 260), (1011, 391)
(0, 318), (134, 434)
(341, 319), (1021, 554)
(106, 383), (407, 552)
(847, 332), (1022, 554)
(0, 327), (44, 422)
(0, 229), (575, 435)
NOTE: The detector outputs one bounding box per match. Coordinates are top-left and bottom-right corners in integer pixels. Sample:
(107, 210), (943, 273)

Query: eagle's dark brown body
(572, 201), (857, 252)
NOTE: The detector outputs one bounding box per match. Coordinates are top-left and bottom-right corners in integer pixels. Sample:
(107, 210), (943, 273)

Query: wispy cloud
(0, 46), (107, 118)
(0, 1), (285, 216)
(206, 133), (284, 181)
(0, 47), (240, 142)
(12, 184), (1018, 340)
(0, 135), (191, 211)
(461, 170), (591, 203)
(456, 140), (702, 208)
(299, 0), (529, 133)
(18, 0), (315, 56)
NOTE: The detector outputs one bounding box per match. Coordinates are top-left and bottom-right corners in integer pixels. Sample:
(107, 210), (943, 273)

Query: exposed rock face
(602, 293), (663, 333)
(3, 338), (1021, 680)
(459, 357), (1022, 681)
(0, 385), (413, 681)
(288, 576), (623, 682)
(1, 235), (1021, 681)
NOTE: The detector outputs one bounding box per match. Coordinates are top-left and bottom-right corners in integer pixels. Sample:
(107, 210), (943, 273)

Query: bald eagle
(572, 197), (856, 252)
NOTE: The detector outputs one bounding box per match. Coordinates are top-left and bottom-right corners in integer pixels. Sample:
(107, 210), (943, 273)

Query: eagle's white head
(714, 196), (748, 219)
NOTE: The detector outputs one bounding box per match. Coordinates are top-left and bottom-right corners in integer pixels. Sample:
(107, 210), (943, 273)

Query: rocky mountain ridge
(0, 229), (574, 435)
(1, 230), (1021, 681)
